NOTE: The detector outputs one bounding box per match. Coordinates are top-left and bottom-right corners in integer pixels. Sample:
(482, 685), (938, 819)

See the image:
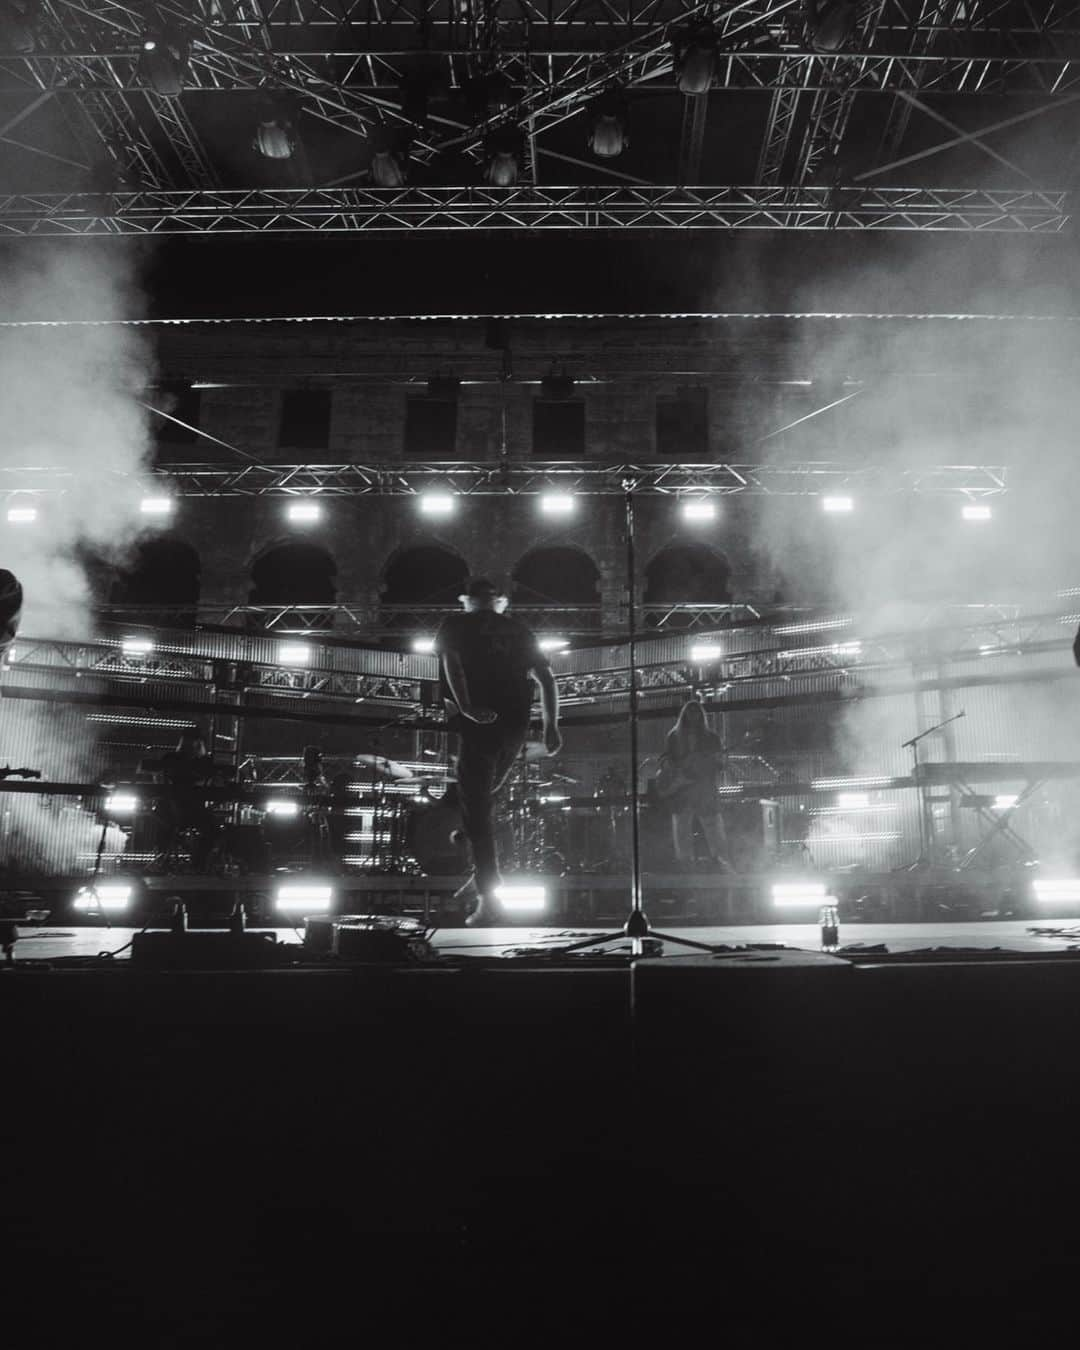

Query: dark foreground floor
(4, 922), (1080, 1340)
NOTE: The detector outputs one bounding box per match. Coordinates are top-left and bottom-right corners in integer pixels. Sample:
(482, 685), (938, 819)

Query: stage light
(690, 643), (722, 661)
(140, 31), (186, 96)
(411, 637), (436, 655)
(121, 637), (154, 656)
(279, 643), (311, 665)
(73, 883), (133, 913)
(587, 92), (628, 158)
(771, 881), (829, 908)
(538, 636), (569, 653)
(494, 882), (548, 914)
(254, 98), (297, 160)
(681, 499), (717, 523)
(266, 799), (299, 818)
(105, 793), (139, 816)
(286, 500), (322, 524)
(140, 495), (174, 517)
(836, 792), (869, 809)
(993, 794), (1019, 811)
(962, 504), (992, 522)
(810, 0), (858, 53)
(371, 149), (406, 188)
(484, 128), (521, 186)
(6, 504), (36, 524)
(418, 492), (456, 517)
(539, 493), (576, 516)
(275, 883), (334, 914)
(1033, 879), (1080, 905)
(674, 31), (716, 95)
(823, 496), (854, 513)
(812, 775), (893, 789)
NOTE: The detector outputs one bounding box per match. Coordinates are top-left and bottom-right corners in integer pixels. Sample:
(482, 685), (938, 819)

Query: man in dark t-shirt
(434, 577), (561, 925)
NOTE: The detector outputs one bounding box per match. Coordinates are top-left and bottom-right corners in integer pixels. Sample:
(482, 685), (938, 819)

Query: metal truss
(0, 185), (1064, 233)
(0, 460), (1010, 498)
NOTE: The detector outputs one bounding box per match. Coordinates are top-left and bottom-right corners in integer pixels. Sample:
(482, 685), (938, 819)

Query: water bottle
(820, 903), (839, 953)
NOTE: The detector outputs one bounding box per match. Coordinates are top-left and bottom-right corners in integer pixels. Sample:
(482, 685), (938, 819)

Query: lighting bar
(822, 496), (854, 513)
(105, 793), (139, 816)
(836, 792), (870, 809)
(773, 617), (854, 636)
(411, 637), (436, 654)
(771, 881), (828, 908)
(87, 715), (197, 728)
(690, 643), (723, 662)
(286, 500), (322, 524)
(962, 504), (992, 521)
(680, 499), (716, 522)
(275, 883), (334, 914)
(140, 496), (174, 517)
(73, 884), (133, 912)
(993, 794), (1019, 811)
(539, 493), (576, 516)
(6, 505), (37, 523)
(494, 883), (549, 913)
(418, 492), (456, 517)
(798, 833), (902, 844)
(1033, 879), (1080, 904)
(265, 799), (299, 818)
(538, 636), (569, 653)
(279, 643), (311, 665)
(811, 776), (894, 790)
(121, 637), (154, 657)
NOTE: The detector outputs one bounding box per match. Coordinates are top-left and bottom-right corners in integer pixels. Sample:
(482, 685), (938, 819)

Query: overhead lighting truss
(0, 184), (1065, 234)
(0, 460), (1010, 499)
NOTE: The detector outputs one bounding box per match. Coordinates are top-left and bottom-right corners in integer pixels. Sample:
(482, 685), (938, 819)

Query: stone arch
(249, 541), (337, 629)
(109, 535), (201, 627)
(381, 542), (469, 607)
(511, 544), (601, 631)
(643, 542), (732, 607)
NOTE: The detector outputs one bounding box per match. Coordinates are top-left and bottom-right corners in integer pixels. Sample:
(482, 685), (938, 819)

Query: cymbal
(353, 754), (414, 781)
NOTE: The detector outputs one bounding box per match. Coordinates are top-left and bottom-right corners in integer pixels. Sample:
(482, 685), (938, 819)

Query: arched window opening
(250, 542), (337, 631)
(644, 544), (731, 629)
(381, 545), (468, 630)
(511, 546), (601, 632)
(110, 537), (201, 628)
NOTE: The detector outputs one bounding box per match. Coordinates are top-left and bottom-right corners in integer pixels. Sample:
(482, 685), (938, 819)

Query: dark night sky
(4, 230), (1080, 321)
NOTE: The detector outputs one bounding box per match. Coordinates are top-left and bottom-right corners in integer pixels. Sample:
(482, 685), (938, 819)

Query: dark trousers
(453, 714), (530, 895)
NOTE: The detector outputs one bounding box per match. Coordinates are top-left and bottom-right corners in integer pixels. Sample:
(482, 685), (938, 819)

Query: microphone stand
(902, 711), (965, 868)
(559, 484), (719, 956)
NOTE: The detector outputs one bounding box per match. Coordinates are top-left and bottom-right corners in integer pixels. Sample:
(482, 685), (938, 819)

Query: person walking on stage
(435, 577), (561, 925)
(662, 698), (732, 872)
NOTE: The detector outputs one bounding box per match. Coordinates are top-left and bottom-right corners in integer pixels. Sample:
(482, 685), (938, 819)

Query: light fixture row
(2, 494), (998, 527)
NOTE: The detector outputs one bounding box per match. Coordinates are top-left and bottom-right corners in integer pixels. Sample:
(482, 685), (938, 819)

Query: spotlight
(254, 97), (297, 160)
(275, 882), (334, 914)
(418, 492), (456, 517)
(266, 799), (299, 818)
(484, 128), (521, 186)
(690, 643), (722, 662)
(836, 792), (870, 809)
(680, 499), (716, 523)
(539, 493), (576, 516)
(809, 0), (858, 54)
(411, 636), (436, 655)
(279, 643), (311, 665)
(286, 500), (322, 524)
(371, 149), (406, 188)
(962, 504), (992, 522)
(1032, 879), (1080, 905)
(587, 92), (629, 158)
(993, 794), (1019, 811)
(822, 496), (854, 513)
(139, 30), (186, 96)
(140, 495), (175, 517)
(105, 793), (139, 816)
(494, 882), (548, 914)
(73, 883), (133, 912)
(771, 880), (829, 908)
(121, 637), (154, 656)
(6, 504), (36, 524)
(673, 29), (716, 95)
(538, 636), (569, 653)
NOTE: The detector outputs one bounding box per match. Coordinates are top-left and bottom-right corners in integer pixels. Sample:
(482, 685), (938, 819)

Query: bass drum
(405, 798), (469, 876)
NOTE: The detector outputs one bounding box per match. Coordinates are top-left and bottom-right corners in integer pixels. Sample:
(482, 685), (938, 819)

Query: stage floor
(11, 915), (1080, 961)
